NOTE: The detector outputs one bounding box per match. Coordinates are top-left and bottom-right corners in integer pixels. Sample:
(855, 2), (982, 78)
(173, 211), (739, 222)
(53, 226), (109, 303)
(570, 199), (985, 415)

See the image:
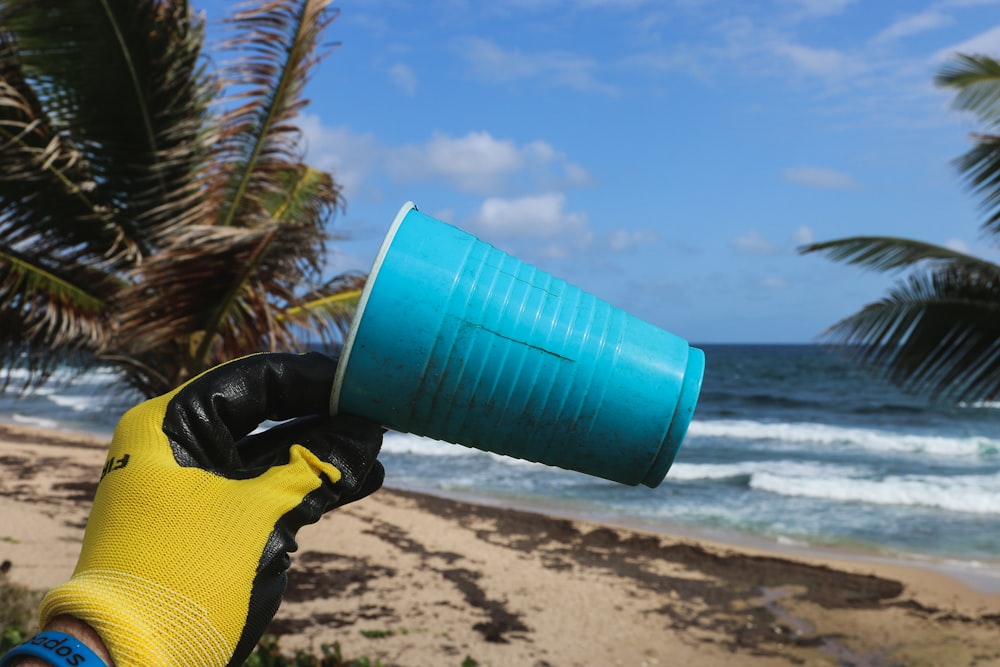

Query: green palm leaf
(0, 247), (118, 388)
(935, 54), (1000, 127)
(803, 53), (1000, 403)
(953, 137), (1000, 233)
(264, 164), (342, 228)
(0, 249), (108, 340)
(278, 273), (364, 344)
(935, 54), (1000, 234)
(820, 266), (1000, 402)
(799, 236), (995, 272)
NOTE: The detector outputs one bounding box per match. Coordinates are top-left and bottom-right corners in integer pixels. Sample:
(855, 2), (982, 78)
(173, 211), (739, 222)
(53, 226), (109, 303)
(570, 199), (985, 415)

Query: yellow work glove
(38, 352), (385, 667)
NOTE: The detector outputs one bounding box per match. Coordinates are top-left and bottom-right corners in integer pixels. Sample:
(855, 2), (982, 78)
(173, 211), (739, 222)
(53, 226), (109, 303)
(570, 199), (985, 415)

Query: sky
(199, 0), (1000, 344)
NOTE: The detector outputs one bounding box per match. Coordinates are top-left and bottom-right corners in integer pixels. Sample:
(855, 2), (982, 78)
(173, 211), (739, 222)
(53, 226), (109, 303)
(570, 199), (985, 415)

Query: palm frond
(0, 0), (351, 398)
(0, 249), (109, 339)
(92, 351), (173, 401)
(278, 272), (364, 344)
(115, 220), (326, 386)
(181, 165), (341, 372)
(213, 0), (340, 229)
(799, 236), (997, 272)
(935, 54), (1000, 235)
(935, 54), (1000, 128)
(0, 0), (217, 251)
(0, 246), (119, 389)
(263, 164), (341, 227)
(953, 135), (1000, 233)
(820, 265), (1000, 402)
(0, 29), (132, 263)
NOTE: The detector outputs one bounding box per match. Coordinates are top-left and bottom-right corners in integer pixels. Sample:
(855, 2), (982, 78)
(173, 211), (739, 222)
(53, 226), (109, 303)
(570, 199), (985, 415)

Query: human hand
(37, 353), (384, 667)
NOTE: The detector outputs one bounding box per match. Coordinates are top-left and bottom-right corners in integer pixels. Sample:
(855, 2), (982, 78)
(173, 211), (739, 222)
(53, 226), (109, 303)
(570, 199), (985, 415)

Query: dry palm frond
(0, 30), (132, 264)
(0, 0), (353, 397)
(116, 220), (325, 384)
(0, 0), (216, 255)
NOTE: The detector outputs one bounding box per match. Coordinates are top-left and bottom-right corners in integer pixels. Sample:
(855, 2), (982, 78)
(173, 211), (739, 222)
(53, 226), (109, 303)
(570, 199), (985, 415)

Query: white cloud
(298, 119), (594, 256)
(478, 0), (659, 10)
(457, 37), (617, 95)
(472, 193), (588, 237)
(389, 63), (417, 95)
(622, 50), (705, 78)
(300, 119), (590, 200)
(784, 166), (861, 190)
(940, 0), (1000, 8)
(608, 228), (659, 251)
(945, 238), (971, 252)
(577, 0), (650, 6)
(391, 131), (590, 196)
(933, 23), (1000, 61)
(872, 10), (954, 44)
(783, 0), (858, 18)
(325, 247), (374, 277)
(771, 42), (866, 78)
(299, 115), (383, 200)
(793, 225), (814, 246)
(392, 131), (521, 194)
(431, 208), (457, 225)
(731, 230), (778, 256)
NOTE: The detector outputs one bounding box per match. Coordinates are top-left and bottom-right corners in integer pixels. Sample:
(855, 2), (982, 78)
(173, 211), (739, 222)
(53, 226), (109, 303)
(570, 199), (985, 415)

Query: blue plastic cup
(330, 202), (704, 487)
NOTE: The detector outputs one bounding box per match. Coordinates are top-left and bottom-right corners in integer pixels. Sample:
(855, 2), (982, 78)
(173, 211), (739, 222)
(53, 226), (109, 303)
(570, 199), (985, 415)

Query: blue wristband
(0, 631), (108, 666)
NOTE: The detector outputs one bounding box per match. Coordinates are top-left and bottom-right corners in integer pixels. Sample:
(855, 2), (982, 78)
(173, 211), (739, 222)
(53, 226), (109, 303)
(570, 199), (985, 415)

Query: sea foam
(688, 419), (997, 459)
(749, 470), (1000, 514)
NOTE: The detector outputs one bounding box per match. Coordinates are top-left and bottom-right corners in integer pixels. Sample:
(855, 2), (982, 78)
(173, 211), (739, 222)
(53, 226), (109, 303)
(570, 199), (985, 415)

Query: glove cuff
(39, 570), (232, 667)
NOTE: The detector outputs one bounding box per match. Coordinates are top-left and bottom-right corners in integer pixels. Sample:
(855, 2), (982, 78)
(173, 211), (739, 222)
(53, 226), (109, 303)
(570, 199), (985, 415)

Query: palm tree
(0, 0), (363, 398)
(800, 54), (1000, 403)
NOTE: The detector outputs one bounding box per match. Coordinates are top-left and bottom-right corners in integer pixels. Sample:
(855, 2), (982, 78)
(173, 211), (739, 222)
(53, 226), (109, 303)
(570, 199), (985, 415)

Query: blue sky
(202, 0), (1000, 343)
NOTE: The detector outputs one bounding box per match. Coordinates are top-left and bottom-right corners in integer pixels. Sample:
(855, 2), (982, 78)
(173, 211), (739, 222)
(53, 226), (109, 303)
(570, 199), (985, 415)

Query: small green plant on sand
(1, 574), (43, 655)
(243, 635), (383, 667)
(1, 575), (42, 639)
(359, 629), (394, 639)
(1, 625), (29, 656)
(359, 626), (422, 640)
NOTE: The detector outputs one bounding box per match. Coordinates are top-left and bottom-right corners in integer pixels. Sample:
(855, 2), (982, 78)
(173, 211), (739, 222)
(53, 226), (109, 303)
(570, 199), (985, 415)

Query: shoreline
(391, 482), (1000, 596)
(3, 421), (1000, 665)
(3, 417), (1000, 593)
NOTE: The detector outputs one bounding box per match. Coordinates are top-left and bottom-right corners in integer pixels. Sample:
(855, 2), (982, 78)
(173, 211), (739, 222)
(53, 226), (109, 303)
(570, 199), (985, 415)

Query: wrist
(1, 616), (114, 667)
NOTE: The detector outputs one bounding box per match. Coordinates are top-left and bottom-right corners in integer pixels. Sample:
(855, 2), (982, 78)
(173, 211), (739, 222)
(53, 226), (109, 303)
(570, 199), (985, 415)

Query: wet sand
(1, 422), (999, 666)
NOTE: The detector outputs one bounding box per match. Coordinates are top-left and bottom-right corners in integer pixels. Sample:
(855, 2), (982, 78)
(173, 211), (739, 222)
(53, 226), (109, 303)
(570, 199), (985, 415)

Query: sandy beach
(1, 422), (999, 667)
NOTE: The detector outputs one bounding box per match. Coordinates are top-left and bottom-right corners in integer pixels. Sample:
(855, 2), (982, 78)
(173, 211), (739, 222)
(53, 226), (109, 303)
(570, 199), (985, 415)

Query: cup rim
(640, 346), (705, 486)
(329, 201), (417, 414)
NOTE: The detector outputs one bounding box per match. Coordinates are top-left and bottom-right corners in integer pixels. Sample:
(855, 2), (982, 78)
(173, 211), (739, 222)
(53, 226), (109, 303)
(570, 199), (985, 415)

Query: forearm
(5, 615), (114, 667)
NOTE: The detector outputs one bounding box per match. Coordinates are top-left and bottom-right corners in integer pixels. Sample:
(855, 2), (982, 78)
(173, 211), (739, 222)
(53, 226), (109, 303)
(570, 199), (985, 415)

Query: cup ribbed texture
(336, 205), (703, 486)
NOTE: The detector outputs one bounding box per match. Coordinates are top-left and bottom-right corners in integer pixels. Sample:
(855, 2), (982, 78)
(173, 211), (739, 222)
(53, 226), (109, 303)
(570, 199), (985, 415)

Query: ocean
(3, 344), (1000, 586)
